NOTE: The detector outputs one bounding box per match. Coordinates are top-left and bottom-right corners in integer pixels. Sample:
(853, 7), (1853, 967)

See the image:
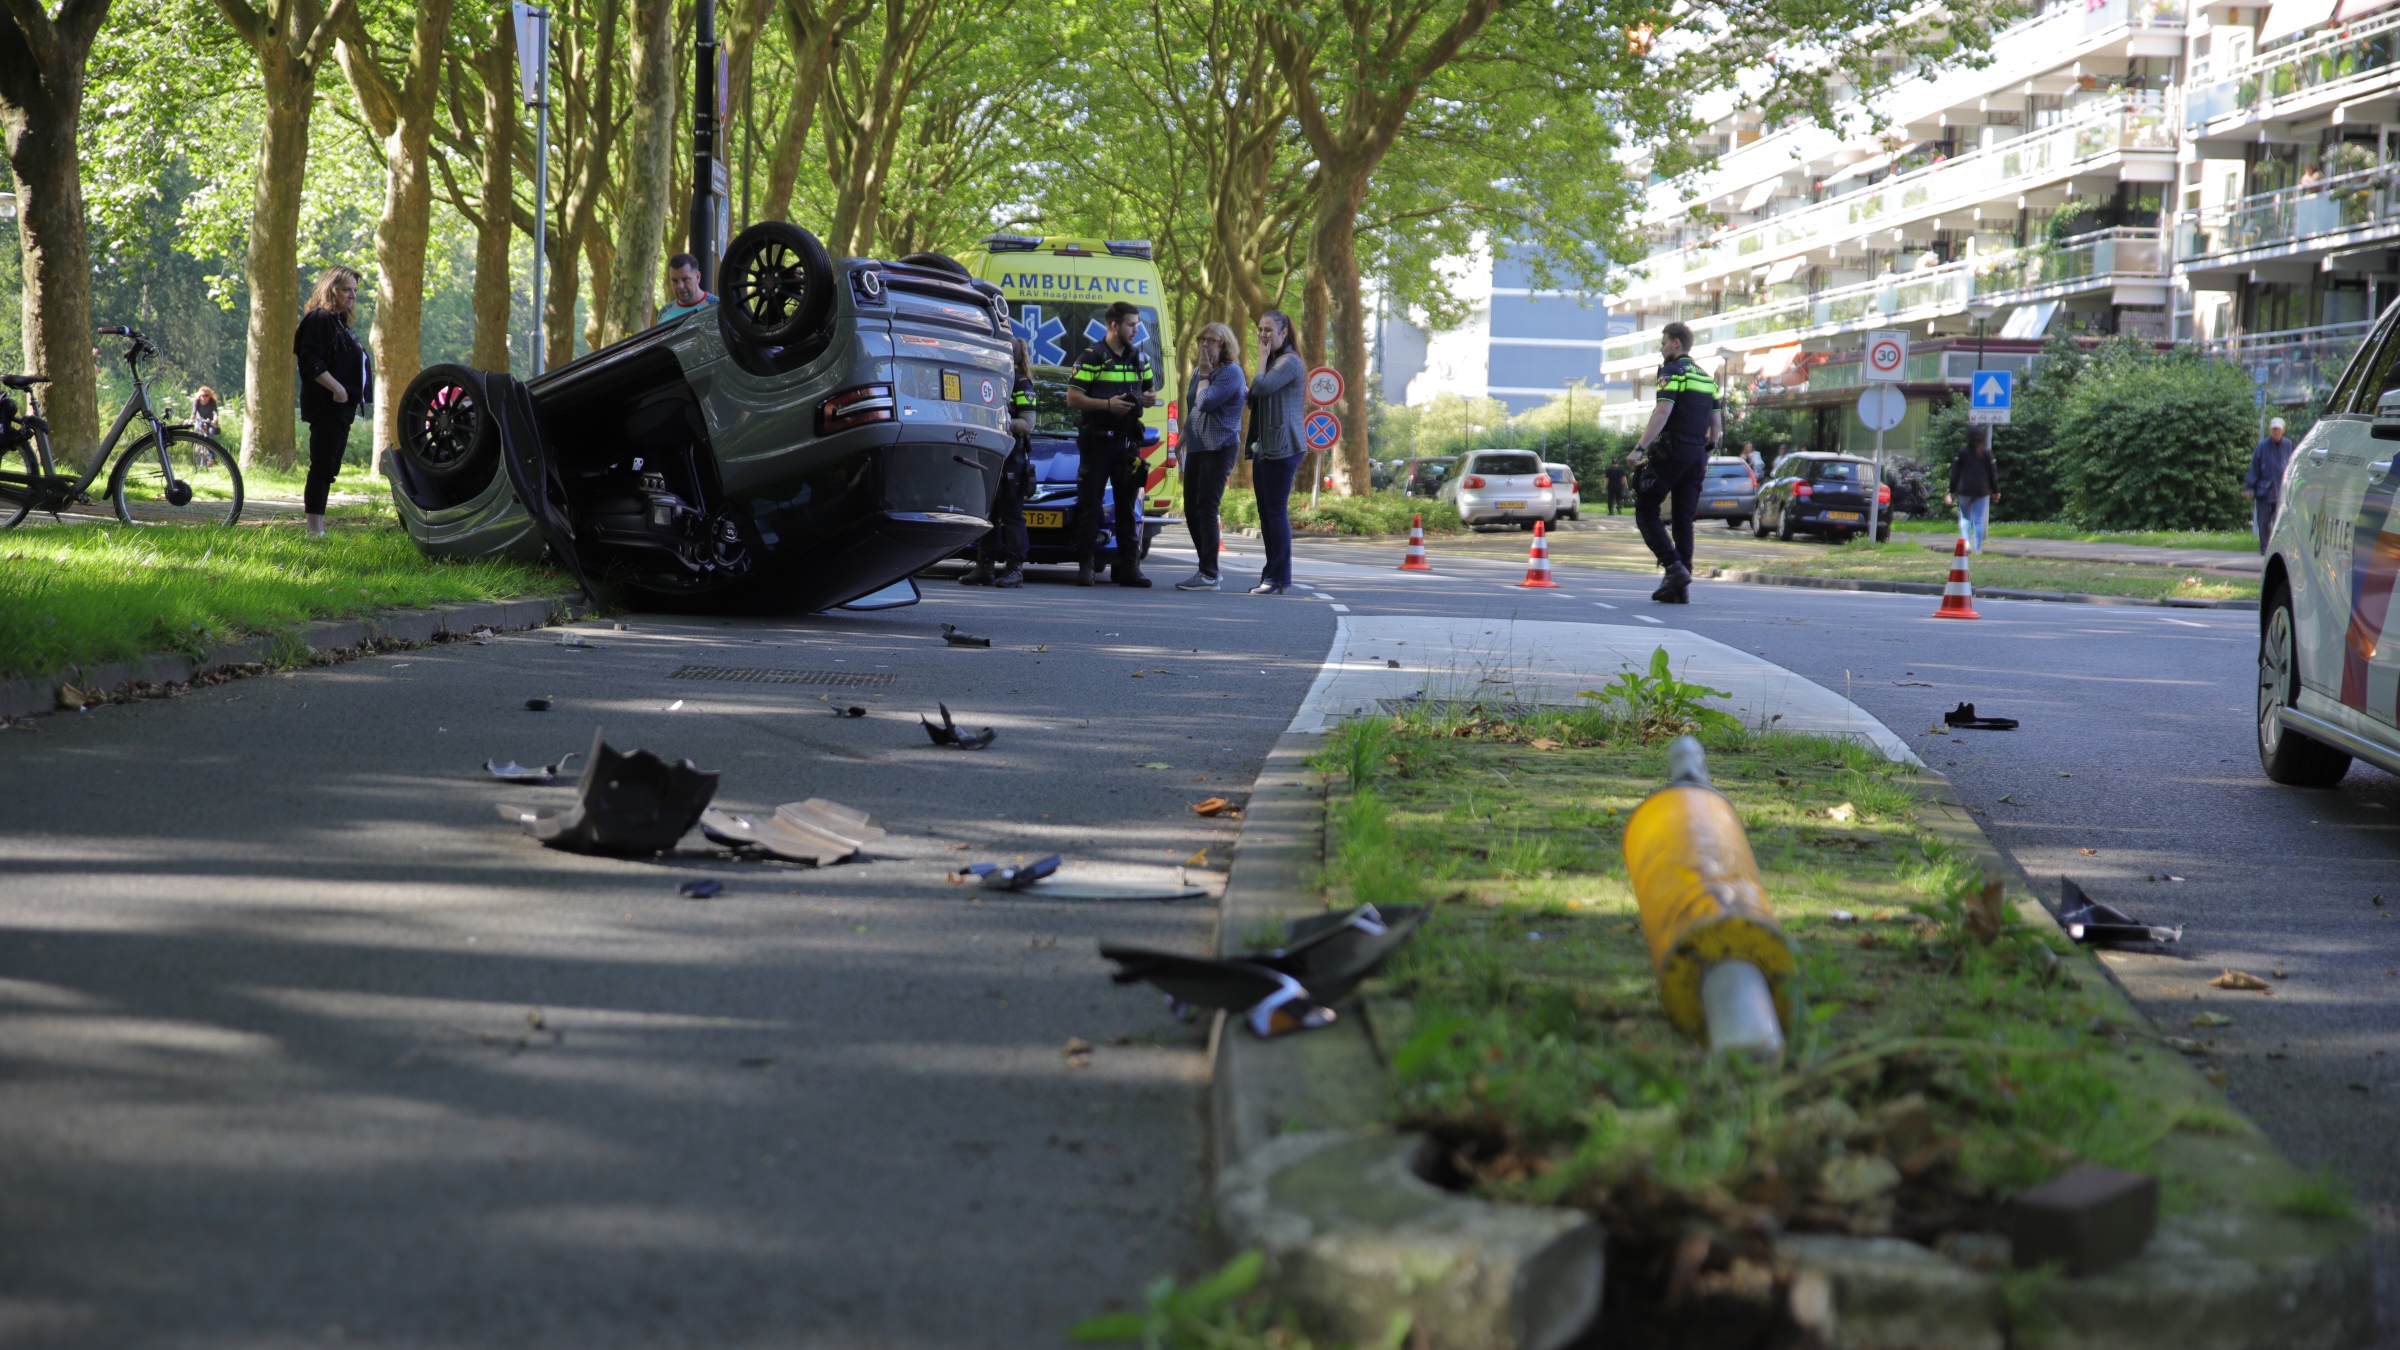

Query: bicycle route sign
(1306, 366), (1345, 407)
(1302, 410), (1342, 450)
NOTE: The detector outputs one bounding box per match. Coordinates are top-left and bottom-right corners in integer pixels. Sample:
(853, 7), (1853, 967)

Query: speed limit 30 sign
(1864, 329), (1907, 383)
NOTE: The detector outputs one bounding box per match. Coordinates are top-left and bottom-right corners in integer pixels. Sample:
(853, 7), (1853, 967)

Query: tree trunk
(604, 0), (676, 345)
(240, 76), (313, 472)
(0, 57), (102, 468)
(759, 0), (847, 220)
(1313, 172), (1371, 493)
(469, 11), (517, 372)
(584, 229), (614, 353)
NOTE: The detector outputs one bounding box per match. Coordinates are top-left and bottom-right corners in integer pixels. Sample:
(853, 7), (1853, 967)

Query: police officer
(1064, 300), (1157, 587)
(964, 338), (1036, 588)
(1627, 321), (1721, 604)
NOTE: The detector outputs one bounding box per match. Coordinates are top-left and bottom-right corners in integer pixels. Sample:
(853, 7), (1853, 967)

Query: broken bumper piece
(497, 727), (718, 855)
(699, 798), (886, 865)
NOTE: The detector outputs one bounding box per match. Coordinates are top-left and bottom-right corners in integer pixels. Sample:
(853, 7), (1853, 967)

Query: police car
(2257, 313), (2400, 786)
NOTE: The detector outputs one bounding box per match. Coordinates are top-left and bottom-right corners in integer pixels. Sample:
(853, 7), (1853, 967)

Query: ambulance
(954, 235), (1180, 557)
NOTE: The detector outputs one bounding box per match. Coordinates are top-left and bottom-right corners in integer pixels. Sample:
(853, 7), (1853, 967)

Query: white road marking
(2159, 617), (2209, 628)
(1634, 614), (1666, 625)
(1312, 593), (1336, 600)
(1328, 604), (1350, 613)
(1592, 601), (1617, 609)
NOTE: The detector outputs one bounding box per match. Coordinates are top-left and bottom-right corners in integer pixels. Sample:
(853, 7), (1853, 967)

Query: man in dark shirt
(2245, 416), (2294, 554)
(1628, 321), (1722, 603)
(964, 338), (1037, 588)
(1064, 300), (1157, 587)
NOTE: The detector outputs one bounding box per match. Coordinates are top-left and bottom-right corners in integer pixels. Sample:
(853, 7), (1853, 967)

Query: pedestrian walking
(963, 338), (1035, 588)
(656, 253), (715, 325)
(2246, 415), (2295, 554)
(293, 265), (371, 540)
(1946, 425), (1999, 553)
(1603, 459), (1627, 515)
(1065, 299), (1158, 587)
(1175, 322), (1247, 591)
(1244, 310), (1306, 595)
(1628, 321), (1721, 603)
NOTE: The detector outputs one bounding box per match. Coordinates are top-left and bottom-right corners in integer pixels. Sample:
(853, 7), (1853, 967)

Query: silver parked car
(1543, 462), (1582, 521)
(1698, 455), (1760, 529)
(1439, 449), (1558, 530)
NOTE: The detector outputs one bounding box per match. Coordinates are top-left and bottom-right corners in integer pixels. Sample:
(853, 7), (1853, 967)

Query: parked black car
(1398, 457), (1455, 498)
(388, 222), (1015, 612)
(1753, 453), (1892, 542)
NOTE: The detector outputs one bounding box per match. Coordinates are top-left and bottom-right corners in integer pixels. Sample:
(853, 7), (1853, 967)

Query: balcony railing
(1603, 230), (2166, 370)
(2200, 321), (2373, 402)
(1633, 95), (2176, 296)
(2178, 163), (2400, 259)
(2185, 7), (2400, 128)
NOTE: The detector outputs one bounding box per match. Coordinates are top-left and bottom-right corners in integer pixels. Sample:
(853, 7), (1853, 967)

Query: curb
(1209, 732), (2374, 1349)
(1207, 730), (1604, 1350)
(1715, 568), (2261, 611)
(0, 593), (589, 721)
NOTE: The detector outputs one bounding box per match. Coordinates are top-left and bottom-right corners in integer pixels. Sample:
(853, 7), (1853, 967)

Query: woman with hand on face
(1174, 322), (1248, 590)
(1244, 310), (1305, 595)
(292, 266), (372, 538)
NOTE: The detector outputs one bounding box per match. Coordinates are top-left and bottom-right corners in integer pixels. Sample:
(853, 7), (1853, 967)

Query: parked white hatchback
(1439, 449), (1558, 530)
(2258, 323), (2400, 785)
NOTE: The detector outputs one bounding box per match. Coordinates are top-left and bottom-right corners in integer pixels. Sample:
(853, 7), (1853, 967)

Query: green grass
(1889, 517), (2255, 552)
(0, 520), (559, 680)
(1749, 537), (2258, 602)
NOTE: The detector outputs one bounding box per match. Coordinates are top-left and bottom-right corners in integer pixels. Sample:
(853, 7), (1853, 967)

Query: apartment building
(1596, 0), (2187, 454)
(1379, 245), (1631, 414)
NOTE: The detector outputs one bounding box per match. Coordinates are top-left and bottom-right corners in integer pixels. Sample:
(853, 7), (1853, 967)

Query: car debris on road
(700, 798), (886, 865)
(1944, 702), (2019, 730)
(483, 751), (582, 784)
(1099, 902), (1426, 1037)
(2052, 876), (2182, 945)
(921, 703), (997, 749)
(939, 623), (992, 648)
(496, 729), (717, 855)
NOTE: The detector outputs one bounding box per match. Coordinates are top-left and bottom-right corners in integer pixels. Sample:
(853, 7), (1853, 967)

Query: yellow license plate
(1712, 499), (1737, 508)
(1022, 508), (1066, 529)
(1495, 500), (1526, 510)
(941, 370), (962, 401)
(1825, 510), (1862, 522)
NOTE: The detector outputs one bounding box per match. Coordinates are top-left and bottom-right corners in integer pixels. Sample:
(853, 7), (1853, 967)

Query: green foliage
(1068, 1250), (1409, 1350)
(1219, 488), (1462, 536)
(2054, 344), (2254, 531)
(1576, 646), (1742, 740)
(1921, 335), (2085, 523)
(2277, 1168), (2356, 1222)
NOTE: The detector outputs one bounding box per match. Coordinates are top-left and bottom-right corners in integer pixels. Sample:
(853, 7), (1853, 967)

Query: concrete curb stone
(0, 593), (588, 721)
(1715, 568), (2261, 611)
(1207, 729), (2375, 1349)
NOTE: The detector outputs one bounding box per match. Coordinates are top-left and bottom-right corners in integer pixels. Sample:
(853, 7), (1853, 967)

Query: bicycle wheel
(109, 428), (244, 526)
(0, 427), (42, 529)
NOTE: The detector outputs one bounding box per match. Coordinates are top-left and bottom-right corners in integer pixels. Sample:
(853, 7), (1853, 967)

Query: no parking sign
(1302, 410), (1342, 450)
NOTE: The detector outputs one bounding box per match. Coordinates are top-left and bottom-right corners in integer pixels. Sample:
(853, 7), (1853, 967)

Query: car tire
(396, 363), (498, 485)
(1776, 510), (1795, 542)
(720, 221), (836, 347)
(1752, 514), (1769, 539)
(2258, 586), (2351, 786)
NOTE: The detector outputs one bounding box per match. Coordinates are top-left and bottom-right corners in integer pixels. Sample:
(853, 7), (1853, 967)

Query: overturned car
(387, 222), (1013, 612)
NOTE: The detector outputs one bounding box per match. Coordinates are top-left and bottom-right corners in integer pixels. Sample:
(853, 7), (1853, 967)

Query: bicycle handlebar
(97, 326), (157, 359)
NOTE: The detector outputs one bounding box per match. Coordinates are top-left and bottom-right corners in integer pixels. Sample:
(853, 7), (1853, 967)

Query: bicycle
(0, 326), (244, 529)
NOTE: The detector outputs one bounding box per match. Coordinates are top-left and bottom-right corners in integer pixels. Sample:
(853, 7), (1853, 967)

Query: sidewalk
(1904, 529), (2263, 574)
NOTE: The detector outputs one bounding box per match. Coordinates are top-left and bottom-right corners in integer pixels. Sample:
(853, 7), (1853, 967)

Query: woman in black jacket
(1946, 425), (1999, 552)
(293, 266), (371, 538)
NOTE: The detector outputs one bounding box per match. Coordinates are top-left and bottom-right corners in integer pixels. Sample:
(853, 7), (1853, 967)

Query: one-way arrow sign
(1968, 369), (2013, 425)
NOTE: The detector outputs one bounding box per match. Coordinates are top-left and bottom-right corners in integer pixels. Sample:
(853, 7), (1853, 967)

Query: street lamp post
(512, 4), (550, 375)
(1966, 299), (2000, 374)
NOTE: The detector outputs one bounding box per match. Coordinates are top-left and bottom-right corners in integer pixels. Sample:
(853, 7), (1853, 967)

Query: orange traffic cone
(1518, 521), (1559, 588)
(1931, 536), (1981, 619)
(1399, 514), (1432, 571)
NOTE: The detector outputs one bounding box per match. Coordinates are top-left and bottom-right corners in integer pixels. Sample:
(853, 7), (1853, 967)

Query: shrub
(1218, 487), (1462, 536)
(1921, 335), (2084, 522)
(2054, 345), (2253, 531)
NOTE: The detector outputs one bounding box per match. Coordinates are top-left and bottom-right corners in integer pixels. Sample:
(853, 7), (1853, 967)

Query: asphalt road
(3, 524), (2394, 1346)
(0, 580), (1334, 1348)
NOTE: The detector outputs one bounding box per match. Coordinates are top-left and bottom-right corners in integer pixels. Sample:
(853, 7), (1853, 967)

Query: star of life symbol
(1012, 306), (1068, 365)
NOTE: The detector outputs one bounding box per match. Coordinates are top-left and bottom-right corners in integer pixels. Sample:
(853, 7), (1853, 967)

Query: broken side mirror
(838, 577), (921, 610)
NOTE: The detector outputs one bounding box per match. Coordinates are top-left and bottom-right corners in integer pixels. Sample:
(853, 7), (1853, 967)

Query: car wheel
(898, 251), (973, 278)
(719, 221), (835, 346)
(396, 363), (498, 484)
(1776, 510), (1795, 542)
(2258, 586), (2351, 786)
(1752, 514), (1769, 539)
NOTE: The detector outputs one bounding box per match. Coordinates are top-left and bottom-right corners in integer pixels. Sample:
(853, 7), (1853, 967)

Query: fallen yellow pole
(1622, 736), (1796, 1061)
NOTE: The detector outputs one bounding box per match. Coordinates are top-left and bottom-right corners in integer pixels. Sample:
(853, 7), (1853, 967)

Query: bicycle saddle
(1, 374), (49, 389)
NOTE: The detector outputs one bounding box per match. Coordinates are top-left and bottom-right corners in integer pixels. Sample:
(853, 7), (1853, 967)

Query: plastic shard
(699, 798), (887, 865)
(1944, 701), (2019, 731)
(920, 703), (997, 749)
(1098, 903), (1424, 1037)
(940, 623), (993, 648)
(498, 728), (718, 855)
(483, 751), (583, 784)
(958, 854), (1062, 890)
(2053, 876), (2182, 945)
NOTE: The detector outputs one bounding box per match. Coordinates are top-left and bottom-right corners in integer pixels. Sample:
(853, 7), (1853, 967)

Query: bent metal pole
(690, 0), (723, 283)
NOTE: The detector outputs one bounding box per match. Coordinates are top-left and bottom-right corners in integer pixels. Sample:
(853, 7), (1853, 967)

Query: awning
(1998, 300), (2060, 339)
(1746, 344), (1804, 379)
(1764, 255), (1806, 284)
(1740, 178), (1780, 211)
(2260, 0), (2339, 47)
(1819, 144), (1914, 190)
(2336, 0), (2398, 22)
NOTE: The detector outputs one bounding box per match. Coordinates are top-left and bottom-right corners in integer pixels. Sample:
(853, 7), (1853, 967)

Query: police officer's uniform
(965, 374), (1036, 587)
(1635, 354), (1718, 599)
(1069, 335), (1154, 586)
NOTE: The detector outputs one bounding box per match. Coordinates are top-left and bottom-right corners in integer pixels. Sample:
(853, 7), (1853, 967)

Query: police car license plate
(1022, 508), (1066, 529)
(1712, 499), (1737, 509)
(1496, 500), (1526, 510)
(1826, 510), (1862, 522)
(941, 370), (962, 401)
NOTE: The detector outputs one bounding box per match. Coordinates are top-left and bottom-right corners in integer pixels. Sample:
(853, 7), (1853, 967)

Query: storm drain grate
(670, 665), (897, 687)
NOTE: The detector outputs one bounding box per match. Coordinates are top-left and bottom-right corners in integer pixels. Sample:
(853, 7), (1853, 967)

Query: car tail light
(1463, 475), (1485, 489)
(1877, 484), (1891, 505)
(1794, 483), (1813, 499)
(818, 383), (895, 433)
(1748, 471), (1759, 488)
(1534, 474), (1552, 488)
(1151, 497), (1171, 510)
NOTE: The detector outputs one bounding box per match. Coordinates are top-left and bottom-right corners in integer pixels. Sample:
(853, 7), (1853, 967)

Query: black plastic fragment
(1945, 701), (2019, 731)
(525, 697), (553, 711)
(834, 705), (866, 718)
(940, 623), (992, 648)
(920, 702), (997, 749)
(496, 727), (719, 855)
(1099, 903), (1426, 1038)
(2053, 876), (2181, 945)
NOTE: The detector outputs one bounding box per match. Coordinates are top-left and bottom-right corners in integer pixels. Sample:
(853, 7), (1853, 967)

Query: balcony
(1602, 230), (2168, 374)
(1626, 96), (2178, 300)
(2179, 163), (2400, 264)
(2185, 8), (2400, 133)
(2200, 321), (2374, 402)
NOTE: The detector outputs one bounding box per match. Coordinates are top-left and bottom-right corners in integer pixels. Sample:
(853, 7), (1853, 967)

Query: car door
(2344, 396), (2400, 730)
(2298, 311), (2399, 712)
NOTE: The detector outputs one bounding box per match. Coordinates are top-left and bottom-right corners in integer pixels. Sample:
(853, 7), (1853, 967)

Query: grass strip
(1311, 703), (2298, 1342)
(1732, 538), (2257, 602)
(1219, 488), (1463, 537)
(1887, 518), (2255, 552)
(0, 520), (558, 680)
